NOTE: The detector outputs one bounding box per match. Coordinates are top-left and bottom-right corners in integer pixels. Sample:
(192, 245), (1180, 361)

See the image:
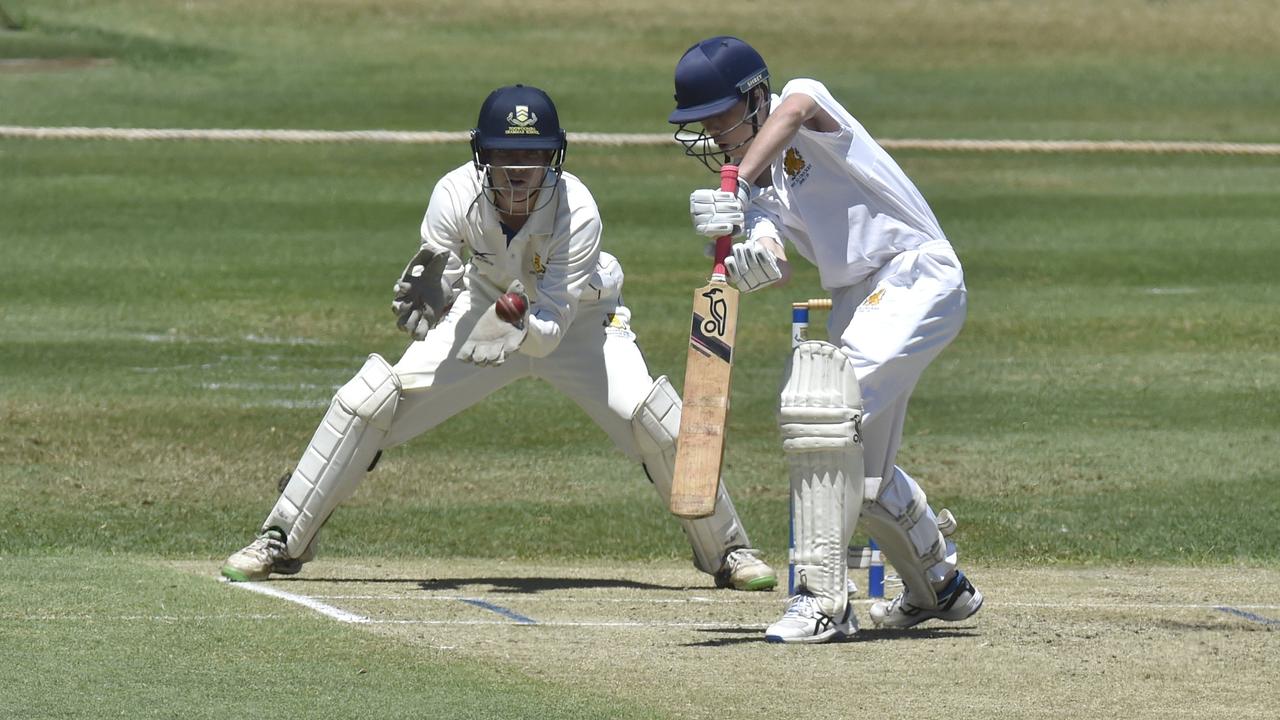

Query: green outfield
(2, 2), (1278, 718)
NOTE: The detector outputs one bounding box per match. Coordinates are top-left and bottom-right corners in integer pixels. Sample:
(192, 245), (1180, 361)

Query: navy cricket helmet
(669, 36), (769, 125)
(669, 36), (770, 172)
(471, 84), (567, 154)
(470, 84), (567, 215)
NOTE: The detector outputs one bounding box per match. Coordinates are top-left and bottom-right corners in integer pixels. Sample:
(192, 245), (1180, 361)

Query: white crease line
(223, 579), (1280, 630)
(306, 594), (777, 604)
(997, 602), (1280, 610)
(224, 581), (767, 628)
(225, 579), (371, 623)
(4, 614), (285, 621)
(367, 619), (768, 628)
(303, 595), (1280, 611)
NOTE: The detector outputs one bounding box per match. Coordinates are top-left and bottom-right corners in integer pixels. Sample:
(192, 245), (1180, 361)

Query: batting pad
(859, 467), (957, 607)
(264, 354), (401, 556)
(780, 342), (864, 616)
(631, 375), (750, 574)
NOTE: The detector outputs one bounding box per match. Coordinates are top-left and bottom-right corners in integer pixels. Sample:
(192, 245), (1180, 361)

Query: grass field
(2, 1), (1278, 718)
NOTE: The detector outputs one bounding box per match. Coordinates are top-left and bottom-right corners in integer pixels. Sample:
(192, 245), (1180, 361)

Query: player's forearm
(738, 99), (811, 185)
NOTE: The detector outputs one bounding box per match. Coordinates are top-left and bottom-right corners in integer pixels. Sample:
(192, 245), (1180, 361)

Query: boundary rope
(2, 126), (1278, 155)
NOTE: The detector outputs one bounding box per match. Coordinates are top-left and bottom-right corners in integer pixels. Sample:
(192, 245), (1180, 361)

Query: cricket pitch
(191, 560), (1278, 719)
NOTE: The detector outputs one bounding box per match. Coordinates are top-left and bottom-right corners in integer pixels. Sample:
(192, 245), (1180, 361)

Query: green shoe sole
(740, 575), (778, 591)
(220, 566), (251, 582)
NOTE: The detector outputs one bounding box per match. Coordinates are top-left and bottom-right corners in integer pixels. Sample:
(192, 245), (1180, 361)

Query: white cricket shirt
(418, 163), (602, 357)
(748, 78), (947, 289)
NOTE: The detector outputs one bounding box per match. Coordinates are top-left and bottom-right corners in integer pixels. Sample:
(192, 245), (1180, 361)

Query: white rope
(880, 138), (1280, 156)
(0, 126), (472, 144)
(2, 125), (1278, 155)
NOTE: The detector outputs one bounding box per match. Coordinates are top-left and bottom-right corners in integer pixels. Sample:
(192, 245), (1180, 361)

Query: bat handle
(711, 164), (740, 279)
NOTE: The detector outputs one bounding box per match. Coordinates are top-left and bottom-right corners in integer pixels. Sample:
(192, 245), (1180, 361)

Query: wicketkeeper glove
(456, 280), (529, 367)
(392, 247), (452, 341)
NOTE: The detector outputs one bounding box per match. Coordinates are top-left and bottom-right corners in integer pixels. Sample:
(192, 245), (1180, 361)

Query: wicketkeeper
(668, 37), (983, 642)
(222, 84), (777, 591)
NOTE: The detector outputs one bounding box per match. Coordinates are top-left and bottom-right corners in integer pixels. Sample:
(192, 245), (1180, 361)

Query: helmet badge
(506, 105), (539, 135)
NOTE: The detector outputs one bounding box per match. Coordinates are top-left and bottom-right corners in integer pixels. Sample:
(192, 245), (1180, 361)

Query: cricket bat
(670, 164), (741, 519)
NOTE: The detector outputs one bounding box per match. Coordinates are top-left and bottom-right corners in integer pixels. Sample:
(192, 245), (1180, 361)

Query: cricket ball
(495, 292), (527, 324)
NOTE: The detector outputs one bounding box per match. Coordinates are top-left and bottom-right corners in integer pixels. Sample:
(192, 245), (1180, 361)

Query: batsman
(668, 37), (984, 642)
(221, 84), (776, 592)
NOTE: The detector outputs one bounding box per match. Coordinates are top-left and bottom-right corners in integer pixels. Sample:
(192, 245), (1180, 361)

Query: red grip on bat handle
(712, 164), (739, 279)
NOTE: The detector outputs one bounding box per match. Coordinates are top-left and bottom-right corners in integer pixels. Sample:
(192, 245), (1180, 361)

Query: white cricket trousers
(827, 239), (967, 584)
(384, 287), (652, 460)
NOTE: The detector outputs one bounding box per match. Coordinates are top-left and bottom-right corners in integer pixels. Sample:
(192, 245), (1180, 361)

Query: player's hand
(457, 280), (529, 366)
(392, 247), (451, 341)
(689, 185), (747, 238)
(724, 239), (782, 292)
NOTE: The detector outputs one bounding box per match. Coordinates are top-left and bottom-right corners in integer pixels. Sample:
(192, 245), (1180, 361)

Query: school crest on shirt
(783, 147), (811, 188)
(859, 288), (886, 310)
(532, 252), (546, 276)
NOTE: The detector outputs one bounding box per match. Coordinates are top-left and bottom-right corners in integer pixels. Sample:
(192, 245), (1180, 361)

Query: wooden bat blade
(670, 278), (740, 518)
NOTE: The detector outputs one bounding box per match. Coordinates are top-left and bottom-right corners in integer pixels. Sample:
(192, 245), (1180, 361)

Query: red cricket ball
(495, 292), (527, 324)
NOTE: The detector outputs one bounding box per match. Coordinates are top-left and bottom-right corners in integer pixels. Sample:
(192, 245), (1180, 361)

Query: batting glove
(689, 181), (750, 238)
(724, 239), (782, 293)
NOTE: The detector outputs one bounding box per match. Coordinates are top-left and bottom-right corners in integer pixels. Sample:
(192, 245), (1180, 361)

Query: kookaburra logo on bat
(701, 287), (727, 337)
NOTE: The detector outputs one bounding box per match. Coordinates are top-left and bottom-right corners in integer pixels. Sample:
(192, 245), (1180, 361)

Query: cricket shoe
(765, 592), (857, 644)
(714, 548), (778, 591)
(868, 569), (983, 629)
(220, 528), (314, 582)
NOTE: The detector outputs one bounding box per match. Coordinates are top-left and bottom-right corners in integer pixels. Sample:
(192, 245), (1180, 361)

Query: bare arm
(737, 92), (838, 186)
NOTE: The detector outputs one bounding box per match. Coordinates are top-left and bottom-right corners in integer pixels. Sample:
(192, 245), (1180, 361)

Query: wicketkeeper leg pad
(780, 341), (864, 617)
(859, 466), (957, 608)
(632, 375), (750, 574)
(263, 354), (401, 556)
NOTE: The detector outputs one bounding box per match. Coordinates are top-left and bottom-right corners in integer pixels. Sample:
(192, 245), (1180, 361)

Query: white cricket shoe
(220, 528), (313, 582)
(869, 569), (983, 629)
(765, 592), (857, 644)
(714, 548), (778, 591)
